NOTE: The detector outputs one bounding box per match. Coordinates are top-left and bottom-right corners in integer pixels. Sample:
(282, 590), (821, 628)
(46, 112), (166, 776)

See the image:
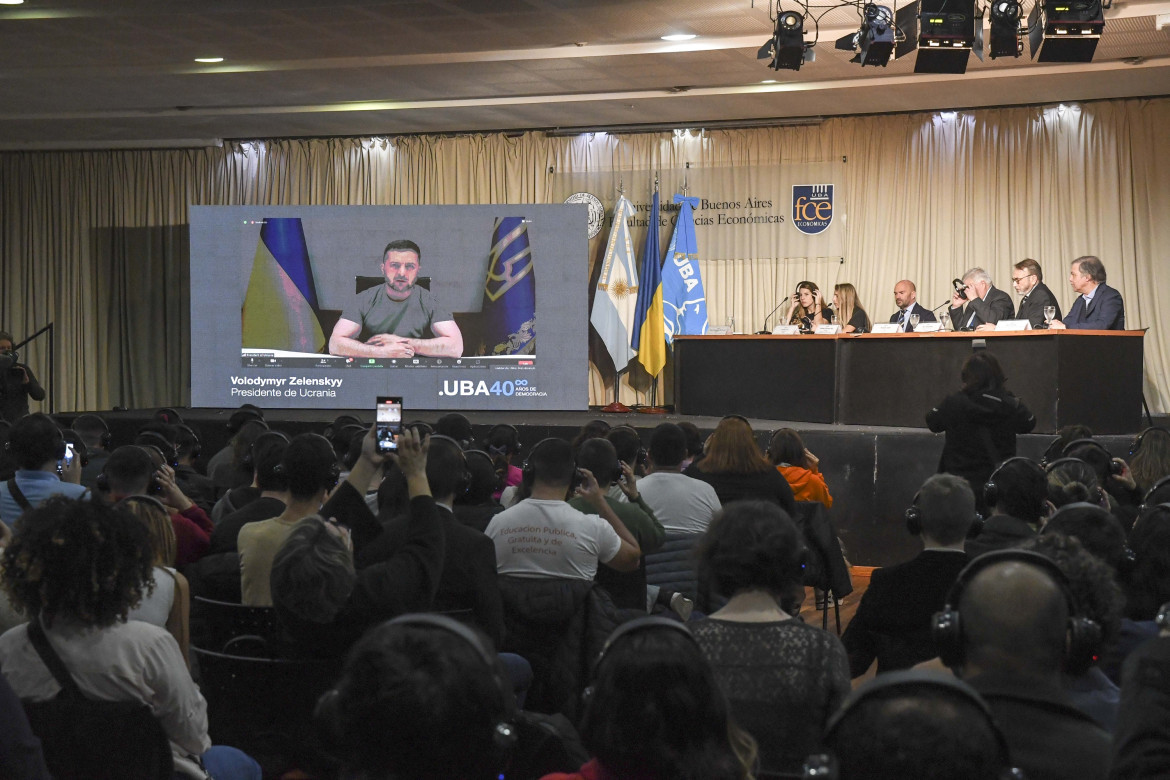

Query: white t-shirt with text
(485, 498), (622, 581)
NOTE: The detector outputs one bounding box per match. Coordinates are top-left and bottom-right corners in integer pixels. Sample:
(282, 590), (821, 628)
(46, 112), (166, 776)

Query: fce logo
(792, 184), (834, 235)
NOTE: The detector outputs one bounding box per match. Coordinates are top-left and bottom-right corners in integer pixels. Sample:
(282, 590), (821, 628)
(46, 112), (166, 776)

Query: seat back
(193, 645), (340, 773)
(192, 595), (281, 653)
(24, 693), (172, 780)
(644, 532), (702, 602)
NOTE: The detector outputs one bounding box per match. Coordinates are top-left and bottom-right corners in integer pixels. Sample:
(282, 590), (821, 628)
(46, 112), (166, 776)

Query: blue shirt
(0, 470), (89, 527)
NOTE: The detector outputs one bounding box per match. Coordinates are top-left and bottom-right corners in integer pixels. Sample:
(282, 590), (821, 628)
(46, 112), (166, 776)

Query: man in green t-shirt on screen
(329, 239), (464, 358)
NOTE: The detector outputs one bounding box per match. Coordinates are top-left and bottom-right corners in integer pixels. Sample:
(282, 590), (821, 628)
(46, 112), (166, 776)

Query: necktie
(897, 310), (907, 331)
(1020, 294), (1029, 307)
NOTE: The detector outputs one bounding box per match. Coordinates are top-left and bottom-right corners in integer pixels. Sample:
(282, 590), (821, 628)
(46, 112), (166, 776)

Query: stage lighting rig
(843, 3), (896, 66)
(1028, 0), (1105, 61)
(989, 0), (1023, 58)
(914, 0), (978, 73)
(758, 8), (811, 70)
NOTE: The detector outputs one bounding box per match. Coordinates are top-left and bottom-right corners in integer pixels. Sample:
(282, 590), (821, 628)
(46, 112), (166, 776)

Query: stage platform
(58, 406), (1162, 569)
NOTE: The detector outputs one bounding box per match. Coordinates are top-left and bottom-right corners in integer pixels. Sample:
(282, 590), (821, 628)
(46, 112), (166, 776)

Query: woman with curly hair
(685, 416), (796, 514)
(544, 617), (757, 780)
(0, 496), (258, 779)
(691, 501), (849, 775)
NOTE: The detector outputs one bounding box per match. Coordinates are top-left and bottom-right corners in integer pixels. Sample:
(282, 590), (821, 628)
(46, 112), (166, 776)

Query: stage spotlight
(757, 9), (809, 70)
(914, 0), (977, 73)
(989, 0), (1023, 58)
(858, 4), (896, 66)
(1028, 0), (1104, 61)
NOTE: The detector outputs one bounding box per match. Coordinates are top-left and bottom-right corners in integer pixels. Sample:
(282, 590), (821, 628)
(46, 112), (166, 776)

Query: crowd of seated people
(2, 405), (1170, 779)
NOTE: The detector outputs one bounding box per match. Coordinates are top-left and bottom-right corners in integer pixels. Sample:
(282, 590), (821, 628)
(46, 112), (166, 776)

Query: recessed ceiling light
(661, 34), (697, 41)
(761, 79), (777, 83)
(194, 57), (224, 63)
(0, 1), (27, 5)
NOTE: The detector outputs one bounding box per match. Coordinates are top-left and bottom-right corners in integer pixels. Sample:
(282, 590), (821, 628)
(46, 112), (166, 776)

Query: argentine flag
(590, 196), (639, 373)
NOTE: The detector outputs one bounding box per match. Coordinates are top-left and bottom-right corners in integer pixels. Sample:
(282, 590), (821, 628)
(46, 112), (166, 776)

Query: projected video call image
(190, 205), (588, 411)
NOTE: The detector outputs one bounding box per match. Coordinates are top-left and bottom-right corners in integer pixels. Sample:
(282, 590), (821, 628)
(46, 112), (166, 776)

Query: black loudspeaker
(802, 670), (1017, 779)
(932, 549), (1102, 675)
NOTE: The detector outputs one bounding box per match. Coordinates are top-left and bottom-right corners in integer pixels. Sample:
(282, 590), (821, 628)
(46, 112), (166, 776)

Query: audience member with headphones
(568, 438), (666, 611)
(1021, 531), (1126, 729)
(355, 433), (505, 648)
(237, 432), (343, 606)
(544, 617), (756, 780)
(270, 427), (445, 659)
(485, 437), (641, 582)
(72, 412), (114, 488)
(932, 549), (1112, 780)
(841, 473), (976, 678)
(966, 456), (1050, 559)
(0, 413), (88, 528)
(98, 444), (215, 568)
(208, 431), (291, 554)
(804, 669), (1020, 780)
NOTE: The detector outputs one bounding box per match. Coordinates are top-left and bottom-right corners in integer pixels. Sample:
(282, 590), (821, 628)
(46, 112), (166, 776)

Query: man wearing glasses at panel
(1011, 258), (1062, 329)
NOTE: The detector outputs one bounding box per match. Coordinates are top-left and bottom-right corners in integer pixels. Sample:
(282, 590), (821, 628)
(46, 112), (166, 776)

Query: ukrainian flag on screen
(476, 216), (535, 356)
(241, 218), (326, 353)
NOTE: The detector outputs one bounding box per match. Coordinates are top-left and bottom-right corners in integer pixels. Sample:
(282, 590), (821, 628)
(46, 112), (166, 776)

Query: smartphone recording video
(376, 396), (403, 453)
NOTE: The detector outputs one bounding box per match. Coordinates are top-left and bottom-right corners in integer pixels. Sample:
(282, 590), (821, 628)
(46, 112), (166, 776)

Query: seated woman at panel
(833, 282), (871, 334)
(766, 428), (832, 509)
(122, 495), (191, 666)
(0, 496), (258, 779)
(543, 617), (757, 780)
(926, 351), (1035, 509)
(691, 501), (850, 774)
(685, 416), (796, 514)
(783, 281), (832, 333)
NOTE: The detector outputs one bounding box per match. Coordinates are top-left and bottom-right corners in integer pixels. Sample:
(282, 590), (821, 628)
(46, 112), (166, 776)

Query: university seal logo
(792, 184), (834, 235)
(564, 192), (605, 239)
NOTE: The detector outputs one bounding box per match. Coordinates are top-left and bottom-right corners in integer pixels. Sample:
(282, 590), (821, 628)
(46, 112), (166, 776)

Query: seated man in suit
(890, 279), (937, 331)
(1011, 258), (1063, 329)
(1048, 255), (1125, 331)
(841, 474), (974, 677)
(949, 267), (1014, 331)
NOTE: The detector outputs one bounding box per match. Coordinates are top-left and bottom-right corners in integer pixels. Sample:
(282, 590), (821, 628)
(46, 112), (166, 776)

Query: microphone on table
(758, 299), (790, 334)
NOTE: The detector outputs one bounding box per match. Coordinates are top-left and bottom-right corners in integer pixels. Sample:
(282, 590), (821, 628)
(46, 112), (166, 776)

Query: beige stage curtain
(2, 97), (1168, 414)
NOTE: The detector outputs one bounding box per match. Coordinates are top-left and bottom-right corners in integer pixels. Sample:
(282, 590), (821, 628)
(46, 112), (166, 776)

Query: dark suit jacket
(949, 286), (1014, 330)
(1015, 282), (1063, 329)
(1063, 282), (1125, 330)
(889, 301), (937, 331)
(840, 548), (969, 677)
(1112, 636), (1170, 779)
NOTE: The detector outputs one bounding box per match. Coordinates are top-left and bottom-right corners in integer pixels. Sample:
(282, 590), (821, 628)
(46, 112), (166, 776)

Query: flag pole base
(634, 405), (668, 415)
(601, 402), (633, 413)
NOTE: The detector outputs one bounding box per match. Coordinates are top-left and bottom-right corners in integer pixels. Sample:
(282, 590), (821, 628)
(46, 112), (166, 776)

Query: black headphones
(905, 490), (984, 538)
(227, 407), (266, 433)
(314, 612), (517, 765)
(803, 670), (1019, 780)
(584, 617), (697, 704)
(272, 433), (341, 490)
(1142, 475), (1170, 511)
(240, 430), (291, 471)
(1043, 501), (1137, 575)
(1130, 426), (1169, 457)
(1062, 438), (1124, 476)
(72, 414), (112, 450)
(983, 456), (1045, 511)
(153, 407), (184, 425)
(135, 431), (179, 468)
(932, 549), (1103, 676)
(174, 424), (202, 461)
(485, 423), (522, 456)
(96, 446), (163, 496)
(521, 437), (581, 495)
(406, 421), (435, 437)
(609, 425), (649, 471)
(429, 434), (472, 496)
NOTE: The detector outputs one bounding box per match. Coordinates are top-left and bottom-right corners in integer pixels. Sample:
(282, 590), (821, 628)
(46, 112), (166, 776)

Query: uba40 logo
(792, 184), (834, 235)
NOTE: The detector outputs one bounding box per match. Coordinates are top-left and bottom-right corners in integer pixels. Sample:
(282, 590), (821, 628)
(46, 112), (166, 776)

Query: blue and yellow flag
(631, 191), (665, 377)
(662, 195), (708, 343)
(476, 216), (535, 356)
(241, 217), (325, 352)
(590, 197), (639, 373)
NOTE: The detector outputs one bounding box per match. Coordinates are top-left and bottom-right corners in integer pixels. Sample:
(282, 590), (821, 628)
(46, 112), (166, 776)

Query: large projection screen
(190, 205), (589, 411)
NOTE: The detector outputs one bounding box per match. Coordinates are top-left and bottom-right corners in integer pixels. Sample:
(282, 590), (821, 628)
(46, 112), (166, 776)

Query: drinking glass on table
(830, 312), (838, 327)
(909, 313), (920, 331)
(1044, 305), (1056, 328)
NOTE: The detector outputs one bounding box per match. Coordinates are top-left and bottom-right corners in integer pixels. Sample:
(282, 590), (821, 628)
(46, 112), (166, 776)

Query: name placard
(914, 322), (943, 332)
(771, 325), (801, 335)
(871, 323), (901, 334)
(994, 319), (1033, 331)
(814, 324), (843, 335)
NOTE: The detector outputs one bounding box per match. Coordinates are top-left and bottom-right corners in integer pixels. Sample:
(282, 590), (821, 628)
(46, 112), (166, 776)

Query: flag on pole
(241, 217), (326, 352)
(631, 190), (666, 377)
(590, 196), (639, 373)
(475, 216), (536, 356)
(662, 194), (708, 343)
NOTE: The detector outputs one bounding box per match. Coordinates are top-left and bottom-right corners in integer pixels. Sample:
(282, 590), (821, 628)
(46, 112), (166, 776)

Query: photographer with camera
(0, 332), (45, 424)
